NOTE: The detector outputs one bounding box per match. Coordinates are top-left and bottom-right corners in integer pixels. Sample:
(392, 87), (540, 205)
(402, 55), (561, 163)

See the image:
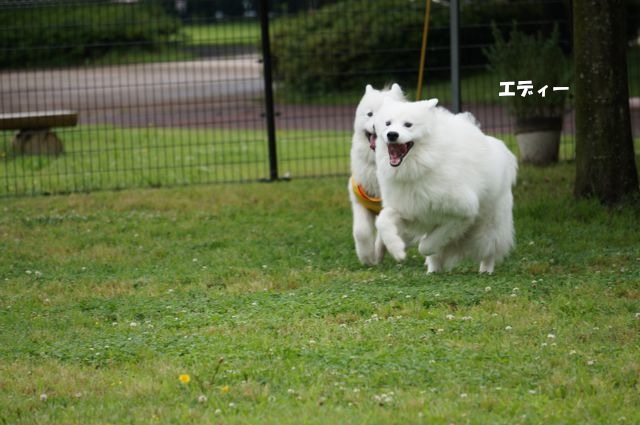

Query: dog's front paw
(426, 255), (442, 274)
(386, 241), (406, 263)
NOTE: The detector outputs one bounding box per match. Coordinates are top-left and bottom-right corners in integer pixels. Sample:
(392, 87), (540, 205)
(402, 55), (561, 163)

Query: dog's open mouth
(365, 131), (377, 151)
(387, 142), (414, 167)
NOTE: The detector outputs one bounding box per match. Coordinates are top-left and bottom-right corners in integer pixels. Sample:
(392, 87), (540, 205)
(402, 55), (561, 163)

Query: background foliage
(0, 2), (180, 68)
(268, 0), (576, 93)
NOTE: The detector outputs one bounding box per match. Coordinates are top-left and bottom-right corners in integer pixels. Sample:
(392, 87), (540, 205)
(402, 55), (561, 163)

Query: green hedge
(270, 0), (428, 94)
(268, 0), (578, 94)
(0, 2), (180, 68)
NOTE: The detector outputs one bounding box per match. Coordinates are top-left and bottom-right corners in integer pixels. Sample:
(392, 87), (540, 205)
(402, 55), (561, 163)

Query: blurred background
(1, 0), (639, 196)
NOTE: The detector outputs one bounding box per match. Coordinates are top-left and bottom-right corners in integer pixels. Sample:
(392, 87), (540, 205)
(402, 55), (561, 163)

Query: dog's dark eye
(385, 121), (391, 126)
(367, 112), (373, 117)
(404, 122), (413, 128)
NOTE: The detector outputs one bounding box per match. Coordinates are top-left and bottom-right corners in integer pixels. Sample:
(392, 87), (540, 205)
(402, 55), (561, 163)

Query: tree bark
(573, 0), (639, 204)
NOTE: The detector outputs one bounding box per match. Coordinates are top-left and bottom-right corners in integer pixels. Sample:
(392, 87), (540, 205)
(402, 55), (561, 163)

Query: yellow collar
(350, 176), (382, 214)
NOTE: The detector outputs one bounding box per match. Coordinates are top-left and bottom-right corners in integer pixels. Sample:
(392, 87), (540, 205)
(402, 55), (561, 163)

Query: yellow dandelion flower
(179, 374), (191, 384)
(220, 385), (230, 394)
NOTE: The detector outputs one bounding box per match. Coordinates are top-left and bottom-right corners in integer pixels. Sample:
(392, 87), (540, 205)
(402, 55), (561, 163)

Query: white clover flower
(505, 326), (513, 331)
(197, 395), (207, 403)
(40, 393), (48, 401)
(484, 286), (492, 292)
(214, 408), (222, 415)
(547, 333), (556, 339)
(129, 322), (138, 327)
(446, 314), (455, 320)
(373, 393), (393, 405)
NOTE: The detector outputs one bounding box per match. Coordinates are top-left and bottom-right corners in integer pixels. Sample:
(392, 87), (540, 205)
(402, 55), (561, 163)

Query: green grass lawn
(180, 22), (261, 46)
(1, 125), (591, 197)
(1, 161), (639, 424)
(0, 127), (352, 196)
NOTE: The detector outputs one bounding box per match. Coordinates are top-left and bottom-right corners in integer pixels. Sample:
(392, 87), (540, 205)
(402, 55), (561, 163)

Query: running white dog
(374, 98), (517, 273)
(349, 83), (405, 265)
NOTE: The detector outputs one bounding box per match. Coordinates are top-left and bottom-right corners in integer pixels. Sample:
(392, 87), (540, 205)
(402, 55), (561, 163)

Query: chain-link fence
(1, 0), (639, 196)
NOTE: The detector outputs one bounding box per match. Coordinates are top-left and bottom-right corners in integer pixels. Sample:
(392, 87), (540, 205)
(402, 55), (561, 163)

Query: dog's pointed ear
(419, 98), (438, 109)
(365, 84), (374, 93)
(390, 83), (403, 97)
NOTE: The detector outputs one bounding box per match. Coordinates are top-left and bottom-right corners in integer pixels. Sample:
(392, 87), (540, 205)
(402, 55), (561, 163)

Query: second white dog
(349, 83), (405, 265)
(374, 98), (517, 273)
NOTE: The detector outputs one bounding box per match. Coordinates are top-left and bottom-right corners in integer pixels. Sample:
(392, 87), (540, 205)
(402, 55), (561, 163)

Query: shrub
(0, 1), (180, 68)
(483, 23), (571, 119)
(268, 0), (577, 94)
(270, 0), (433, 93)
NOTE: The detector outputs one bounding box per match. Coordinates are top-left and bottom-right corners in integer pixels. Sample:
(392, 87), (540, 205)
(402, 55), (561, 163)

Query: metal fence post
(450, 0), (461, 113)
(258, 0), (278, 181)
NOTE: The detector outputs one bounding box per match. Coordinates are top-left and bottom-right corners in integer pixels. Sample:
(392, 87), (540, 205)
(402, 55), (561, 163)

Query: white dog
(374, 98), (517, 273)
(349, 83), (405, 265)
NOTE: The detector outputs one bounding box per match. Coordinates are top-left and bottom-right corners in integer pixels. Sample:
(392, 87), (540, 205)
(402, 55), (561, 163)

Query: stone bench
(0, 110), (78, 155)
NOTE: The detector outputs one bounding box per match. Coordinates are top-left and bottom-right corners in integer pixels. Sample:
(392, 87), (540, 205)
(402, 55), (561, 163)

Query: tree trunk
(573, 0), (639, 204)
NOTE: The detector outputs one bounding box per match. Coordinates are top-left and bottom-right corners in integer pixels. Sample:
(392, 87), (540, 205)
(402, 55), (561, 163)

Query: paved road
(0, 56), (266, 127)
(1, 58), (638, 135)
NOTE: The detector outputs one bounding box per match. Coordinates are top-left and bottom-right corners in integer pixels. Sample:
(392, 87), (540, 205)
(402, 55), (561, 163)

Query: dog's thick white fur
(374, 98), (517, 273)
(349, 83), (405, 265)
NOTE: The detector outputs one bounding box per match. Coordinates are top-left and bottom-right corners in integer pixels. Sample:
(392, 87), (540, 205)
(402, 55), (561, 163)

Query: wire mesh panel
(0, 0), (269, 196)
(1, 0), (639, 196)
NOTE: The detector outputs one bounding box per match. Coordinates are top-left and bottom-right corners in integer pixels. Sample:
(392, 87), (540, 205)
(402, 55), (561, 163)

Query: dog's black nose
(387, 131), (399, 142)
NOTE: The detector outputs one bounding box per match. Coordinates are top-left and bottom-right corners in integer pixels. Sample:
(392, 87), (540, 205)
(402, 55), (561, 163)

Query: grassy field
(181, 22), (261, 46)
(1, 126), (588, 197)
(1, 161), (639, 424)
(0, 127), (352, 196)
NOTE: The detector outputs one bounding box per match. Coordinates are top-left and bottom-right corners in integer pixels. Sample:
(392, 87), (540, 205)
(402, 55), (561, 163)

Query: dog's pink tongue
(369, 133), (377, 151)
(388, 143), (409, 167)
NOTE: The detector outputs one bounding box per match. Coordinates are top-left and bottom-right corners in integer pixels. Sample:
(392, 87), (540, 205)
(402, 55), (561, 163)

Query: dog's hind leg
(426, 254), (443, 274)
(376, 207), (406, 262)
(479, 258), (495, 274)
